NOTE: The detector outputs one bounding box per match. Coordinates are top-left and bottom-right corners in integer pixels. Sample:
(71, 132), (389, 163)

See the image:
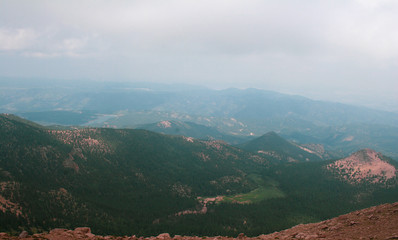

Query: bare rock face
(2, 202), (398, 240)
(326, 149), (397, 184)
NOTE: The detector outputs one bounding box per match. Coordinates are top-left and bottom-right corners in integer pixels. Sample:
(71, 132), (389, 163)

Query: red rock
(237, 233), (245, 239)
(18, 231), (28, 238)
(156, 233), (171, 239)
(5, 202), (398, 240)
(75, 227), (92, 234)
(86, 232), (96, 238)
(50, 228), (68, 234)
(349, 221), (358, 226)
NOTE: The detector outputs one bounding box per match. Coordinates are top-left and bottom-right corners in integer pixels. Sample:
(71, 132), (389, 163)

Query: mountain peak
(352, 148), (379, 162)
(261, 131), (279, 138)
(157, 120), (173, 128)
(326, 149), (397, 184)
(239, 131), (322, 162)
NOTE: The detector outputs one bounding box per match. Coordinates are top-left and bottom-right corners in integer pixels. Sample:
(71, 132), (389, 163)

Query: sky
(1, 0), (398, 111)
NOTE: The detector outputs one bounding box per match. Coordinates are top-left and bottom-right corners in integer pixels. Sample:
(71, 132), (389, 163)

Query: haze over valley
(2, 80), (398, 160)
(1, 0), (398, 238)
(1, 80), (398, 237)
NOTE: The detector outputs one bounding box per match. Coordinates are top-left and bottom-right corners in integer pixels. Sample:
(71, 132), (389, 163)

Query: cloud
(323, 0), (398, 61)
(22, 36), (91, 58)
(26, 0), (396, 65)
(0, 0), (397, 110)
(0, 28), (38, 51)
(0, 26), (96, 58)
(3, 1), (398, 60)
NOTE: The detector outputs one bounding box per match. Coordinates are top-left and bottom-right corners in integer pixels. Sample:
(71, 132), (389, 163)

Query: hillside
(283, 123), (398, 160)
(261, 201), (398, 240)
(136, 120), (251, 145)
(1, 114), (398, 237)
(2, 80), (398, 159)
(326, 148), (398, 185)
(239, 131), (323, 162)
(2, 202), (398, 239)
(0, 114), (267, 236)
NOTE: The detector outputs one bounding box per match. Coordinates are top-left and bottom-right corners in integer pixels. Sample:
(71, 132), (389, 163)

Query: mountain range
(238, 131), (324, 162)
(1, 80), (397, 160)
(136, 120), (251, 145)
(1, 113), (398, 237)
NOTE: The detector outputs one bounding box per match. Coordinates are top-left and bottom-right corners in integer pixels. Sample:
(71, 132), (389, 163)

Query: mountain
(238, 131), (323, 162)
(1, 114), (398, 237)
(0, 114), (267, 236)
(282, 123), (398, 160)
(326, 148), (398, 185)
(4, 202), (398, 239)
(137, 120), (252, 145)
(2, 80), (398, 159)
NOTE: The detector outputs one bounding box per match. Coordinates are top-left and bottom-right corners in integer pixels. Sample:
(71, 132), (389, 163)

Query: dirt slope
(1, 202), (398, 240)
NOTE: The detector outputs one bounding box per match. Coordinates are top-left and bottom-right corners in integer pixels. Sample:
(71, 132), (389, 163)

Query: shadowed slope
(239, 131), (323, 162)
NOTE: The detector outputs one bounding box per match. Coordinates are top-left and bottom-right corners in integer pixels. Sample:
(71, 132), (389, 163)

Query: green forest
(1, 114), (398, 237)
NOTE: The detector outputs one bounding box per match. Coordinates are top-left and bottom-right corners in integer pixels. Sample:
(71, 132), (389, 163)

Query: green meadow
(223, 174), (285, 204)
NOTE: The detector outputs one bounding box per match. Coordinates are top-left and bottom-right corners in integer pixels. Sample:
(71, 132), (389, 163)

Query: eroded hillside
(2, 202), (398, 239)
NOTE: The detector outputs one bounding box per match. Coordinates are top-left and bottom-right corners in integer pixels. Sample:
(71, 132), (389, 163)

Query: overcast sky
(1, 0), (397, 111)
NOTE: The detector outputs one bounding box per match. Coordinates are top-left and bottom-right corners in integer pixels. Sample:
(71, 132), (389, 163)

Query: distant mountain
(282, 123), (398, 160)
(17, 110), (98, 126)
(2, 80), (398, 159)
(239, 131), (323, 162)
(137, 120), (252, 144)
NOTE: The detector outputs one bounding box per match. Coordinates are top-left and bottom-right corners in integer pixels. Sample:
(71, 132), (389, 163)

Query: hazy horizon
(1, 1), (397, 112)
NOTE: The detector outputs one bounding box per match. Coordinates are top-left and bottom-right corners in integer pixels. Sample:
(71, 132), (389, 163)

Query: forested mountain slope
(1, 114), (397, 237)
(136, 120), (251, 145)
(238, 131), (323, 162)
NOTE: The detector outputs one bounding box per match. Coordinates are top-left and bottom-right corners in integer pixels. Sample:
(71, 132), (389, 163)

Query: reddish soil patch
(327, 149), (396, 184)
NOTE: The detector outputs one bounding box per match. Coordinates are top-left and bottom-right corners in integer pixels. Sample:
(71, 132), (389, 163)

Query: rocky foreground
(2, 202), (398, 240)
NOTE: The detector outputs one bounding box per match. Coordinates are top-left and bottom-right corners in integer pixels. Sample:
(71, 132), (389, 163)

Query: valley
(1, 113), (398, 237)
(2, 1), (398, 238)
(2, 81), (397, 160)
(222, 175), (285, 204)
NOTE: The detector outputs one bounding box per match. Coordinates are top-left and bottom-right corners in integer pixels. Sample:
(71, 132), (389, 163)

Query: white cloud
(3, 1), (398, 60)
(22, 37), (90, 58)
(0, 28), (38, 51)
(353, 0), (396, 9)
(33, 0), (398, 62)
(0, 25), (95, 58)
(324, 0), (398, 61)
(0, 0), (397, 110)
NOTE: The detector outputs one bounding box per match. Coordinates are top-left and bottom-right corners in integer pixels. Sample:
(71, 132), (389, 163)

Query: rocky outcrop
(258, 201), (398, 239)
(2, 202), (398, 240)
